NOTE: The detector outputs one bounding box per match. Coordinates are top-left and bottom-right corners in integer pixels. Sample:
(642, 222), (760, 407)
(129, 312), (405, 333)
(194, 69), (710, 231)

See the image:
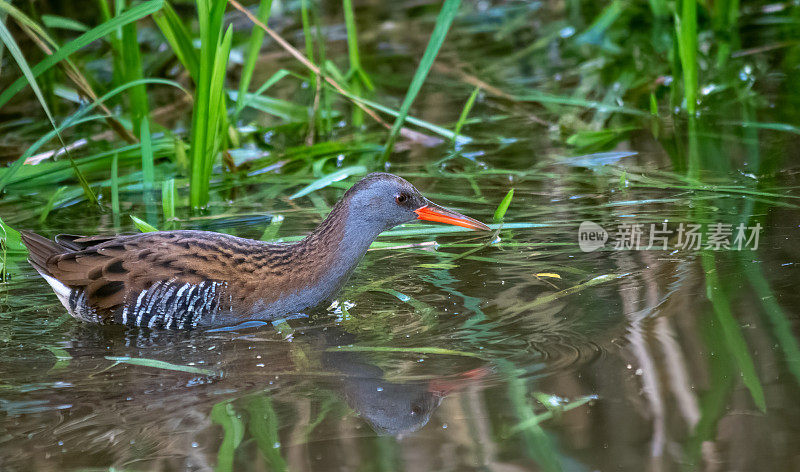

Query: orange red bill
(414, 202), (490, 231)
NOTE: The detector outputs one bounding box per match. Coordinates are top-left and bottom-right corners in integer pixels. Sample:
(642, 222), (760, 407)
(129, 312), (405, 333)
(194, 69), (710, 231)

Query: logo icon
(578, 221), (608, 252)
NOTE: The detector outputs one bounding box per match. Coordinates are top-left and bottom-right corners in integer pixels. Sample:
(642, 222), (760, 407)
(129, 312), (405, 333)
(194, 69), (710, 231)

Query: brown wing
(26, 230), (264, 319)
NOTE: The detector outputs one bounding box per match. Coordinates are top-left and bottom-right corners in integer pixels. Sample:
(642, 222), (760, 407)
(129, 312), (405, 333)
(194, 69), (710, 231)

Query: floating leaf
(105, 356), (216, 376)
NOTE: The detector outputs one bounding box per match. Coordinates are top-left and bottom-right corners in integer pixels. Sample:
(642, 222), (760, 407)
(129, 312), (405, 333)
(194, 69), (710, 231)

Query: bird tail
(20, 231), (69, 275)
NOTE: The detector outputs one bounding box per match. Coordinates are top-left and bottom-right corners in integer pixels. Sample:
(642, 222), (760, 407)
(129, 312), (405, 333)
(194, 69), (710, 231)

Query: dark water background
(1, 0), (800, 471)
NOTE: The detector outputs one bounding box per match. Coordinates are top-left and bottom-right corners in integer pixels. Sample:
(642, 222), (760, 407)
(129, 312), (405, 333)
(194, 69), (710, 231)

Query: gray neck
(293, 203), (385, 306)
(326, 210), (384, 288)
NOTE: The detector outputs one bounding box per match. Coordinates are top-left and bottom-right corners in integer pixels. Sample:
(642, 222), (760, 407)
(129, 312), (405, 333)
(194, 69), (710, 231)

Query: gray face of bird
(343, 173), (490, 235)
(345, 176), (428, 233)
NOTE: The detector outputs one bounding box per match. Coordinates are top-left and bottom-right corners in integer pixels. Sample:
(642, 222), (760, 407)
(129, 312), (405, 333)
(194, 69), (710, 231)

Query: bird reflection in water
(320, 329), (488, 436)
(0, 321), (488, 470)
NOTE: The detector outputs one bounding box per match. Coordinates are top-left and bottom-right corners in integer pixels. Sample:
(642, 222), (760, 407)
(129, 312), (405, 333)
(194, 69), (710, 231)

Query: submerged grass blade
(381, 222), (541, 238)
(701, 252), (766, 412)
(514, 273), (630, 312)
(326, 346), (482, 358)
(245, 396), (288, 471)
(211, 400), (245, 472)
(743, 260), (800, 387)
(497, 359), (563, 472)
(506, 394), (597, 437)
(515, 91), (649, 116)
(105, 356), (216, 375)
(381, 0), (462, 159)
(260, 215), (284, 241)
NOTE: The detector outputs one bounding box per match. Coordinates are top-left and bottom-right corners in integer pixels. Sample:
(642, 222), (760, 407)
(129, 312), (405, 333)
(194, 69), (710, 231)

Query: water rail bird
(21, 173), (489, 329)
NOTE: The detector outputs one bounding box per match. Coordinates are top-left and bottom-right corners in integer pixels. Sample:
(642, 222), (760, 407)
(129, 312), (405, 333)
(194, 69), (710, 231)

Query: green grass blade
(234, 0), (273, 119)
(39, 186), (68, 223)
(162, 178), (176, 226)
(140, 115), (157, 222)
(0, 217), (24, 254)
(0, 16), (58, 142)
(343, 93), (464, 142)
(343, 0), (373, 126)
(0, 78), (185, 195)
(380, 222), (539, 238)
(230, 90), (309, 121)
(343, 0), (362, 73)
(0, 217), (23, 282)
(493, 188), (514, 222)
(300, 0), (315, 62)
(453, 86), (480, 144)
(575, 0), (624, 46)
(206, 25), (233, 191)
(140, 116), (155, 193)
(381, 0), (462, 159)
(41, 14), (88, 32)
(676, 0), (698, 114)
(152, 0), (199, 80)
(514, 91), (649, 116)
(0, 0), (164, 109)
(251, 69), (291, 97)
(289, 166), (367, 199)
(130, 215), (158, 232)
(190, 6), (232, 208)
(120, 1), (149, 136)
(111, 153), (120, 215)
(260, 215), (284, 241)
(0, 16), (97, 205)
(0, 1), (59, 48)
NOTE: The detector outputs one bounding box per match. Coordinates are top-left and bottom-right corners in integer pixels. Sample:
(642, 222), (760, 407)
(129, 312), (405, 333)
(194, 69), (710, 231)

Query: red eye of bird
(395, 194), (408, 204)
